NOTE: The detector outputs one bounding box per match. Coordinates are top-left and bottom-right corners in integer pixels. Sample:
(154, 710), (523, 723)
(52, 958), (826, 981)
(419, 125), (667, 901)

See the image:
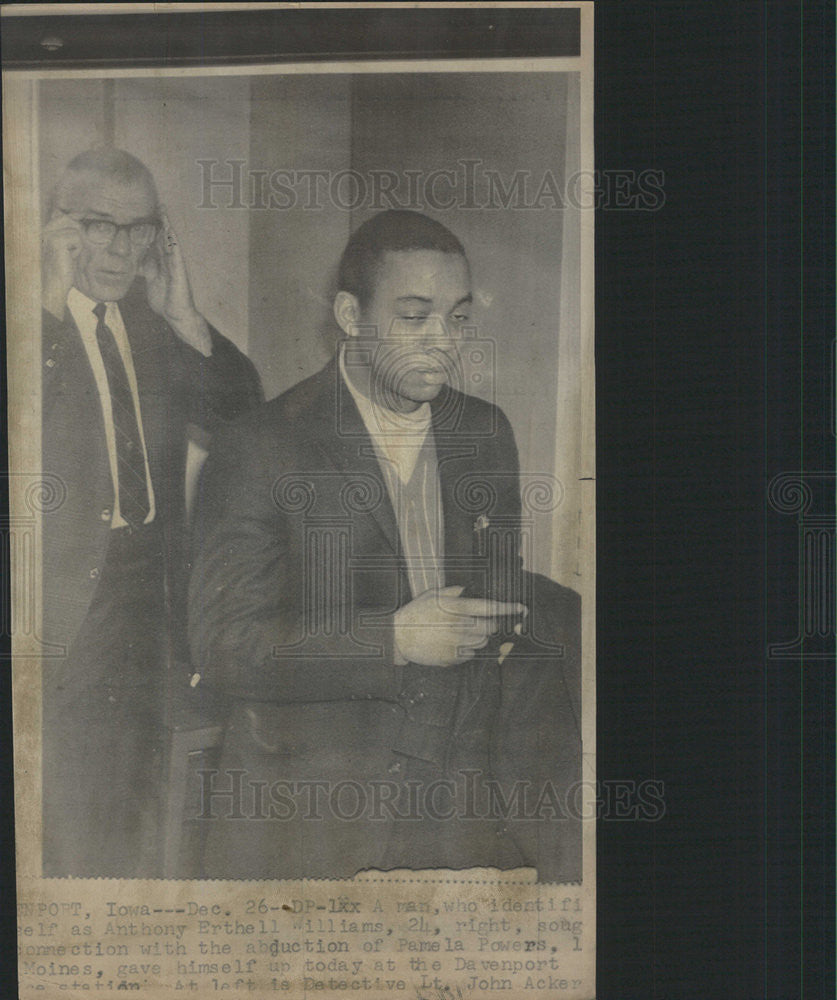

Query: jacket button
(89, 567), (100, 580)
(100, 508), (112, 521)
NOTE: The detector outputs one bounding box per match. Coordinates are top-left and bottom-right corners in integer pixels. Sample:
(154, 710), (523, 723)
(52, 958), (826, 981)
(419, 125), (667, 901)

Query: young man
(190, 210), (580, 880)
(40, 148), (262, 876)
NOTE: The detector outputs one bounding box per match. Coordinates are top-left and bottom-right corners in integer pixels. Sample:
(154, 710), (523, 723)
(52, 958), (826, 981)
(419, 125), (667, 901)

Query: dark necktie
(92, 302), (150, 528)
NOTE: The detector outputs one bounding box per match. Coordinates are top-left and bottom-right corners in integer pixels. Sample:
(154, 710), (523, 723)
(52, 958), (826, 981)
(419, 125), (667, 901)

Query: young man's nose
(420, 316), (456, 344)
(425, 329), (457, 356)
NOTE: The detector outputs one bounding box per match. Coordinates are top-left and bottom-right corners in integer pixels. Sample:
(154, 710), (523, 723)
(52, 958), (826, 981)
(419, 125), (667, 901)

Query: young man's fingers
(448, 598), (528, 619)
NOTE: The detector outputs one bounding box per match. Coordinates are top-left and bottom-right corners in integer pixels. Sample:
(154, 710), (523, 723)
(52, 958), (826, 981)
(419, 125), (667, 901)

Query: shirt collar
(67, 286), (119, 325)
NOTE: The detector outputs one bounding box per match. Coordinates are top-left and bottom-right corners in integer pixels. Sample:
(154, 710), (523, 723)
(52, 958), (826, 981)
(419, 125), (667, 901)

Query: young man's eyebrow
(394, 294), (473, 307)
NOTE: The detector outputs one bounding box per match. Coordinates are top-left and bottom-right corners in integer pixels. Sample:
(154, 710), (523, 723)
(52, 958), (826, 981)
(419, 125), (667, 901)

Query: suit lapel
(303, 364), (488, 576)
(431, 386), (482, 585)
(43, 309), (110, 454)
(116, 281), (166, 388)
(305, 357), (401, 555)
(430, 386), (497, 726)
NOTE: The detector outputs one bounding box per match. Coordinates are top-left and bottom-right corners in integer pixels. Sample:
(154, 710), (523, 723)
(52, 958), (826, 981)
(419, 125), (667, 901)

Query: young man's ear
(333, 291), (361, 336)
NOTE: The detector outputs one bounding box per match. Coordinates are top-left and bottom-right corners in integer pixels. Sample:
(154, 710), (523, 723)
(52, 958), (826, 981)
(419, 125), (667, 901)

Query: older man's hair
(337, 210), (466, 309)
(49, 147), (159, 215)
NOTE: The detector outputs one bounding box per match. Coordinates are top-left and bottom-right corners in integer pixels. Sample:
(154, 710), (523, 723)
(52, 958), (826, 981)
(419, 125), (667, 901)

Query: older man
(190, 210), (581, 881)
(40, 148), (261, 877)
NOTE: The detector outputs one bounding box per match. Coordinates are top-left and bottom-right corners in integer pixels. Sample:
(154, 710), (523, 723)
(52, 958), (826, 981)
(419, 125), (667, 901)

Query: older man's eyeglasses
(60, 209), (159, 249)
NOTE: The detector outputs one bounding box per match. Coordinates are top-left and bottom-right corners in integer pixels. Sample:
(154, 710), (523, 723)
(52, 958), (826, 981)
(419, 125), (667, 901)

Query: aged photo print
(4, 4), (595, 997)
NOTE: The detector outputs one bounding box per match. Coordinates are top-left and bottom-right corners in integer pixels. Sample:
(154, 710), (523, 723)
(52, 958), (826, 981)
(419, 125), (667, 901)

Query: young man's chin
(371, 375), (446, 409)
(397, 383), (447, 407)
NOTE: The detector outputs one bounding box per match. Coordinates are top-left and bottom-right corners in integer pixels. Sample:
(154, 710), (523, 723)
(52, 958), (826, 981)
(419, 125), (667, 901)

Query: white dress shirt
(339, 345), (444, 597)
(67, 286), (156, 528)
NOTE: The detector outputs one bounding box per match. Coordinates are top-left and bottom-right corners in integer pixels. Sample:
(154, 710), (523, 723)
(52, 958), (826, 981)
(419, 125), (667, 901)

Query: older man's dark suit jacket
(40, 278), (261, 877)
(189, 355), (581, 882)
(41, 278), (262, 669)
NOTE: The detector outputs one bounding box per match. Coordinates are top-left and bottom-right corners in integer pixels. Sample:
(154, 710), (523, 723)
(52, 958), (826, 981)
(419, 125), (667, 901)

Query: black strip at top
(0, 7), (581, 69)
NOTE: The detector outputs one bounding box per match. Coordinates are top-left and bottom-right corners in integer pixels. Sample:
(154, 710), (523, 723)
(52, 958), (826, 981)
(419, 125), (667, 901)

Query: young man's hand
(393, 585), (527, 667)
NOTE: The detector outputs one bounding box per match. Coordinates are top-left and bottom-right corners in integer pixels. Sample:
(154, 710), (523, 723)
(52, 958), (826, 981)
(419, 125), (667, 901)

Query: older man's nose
(108, 227), (132, 257)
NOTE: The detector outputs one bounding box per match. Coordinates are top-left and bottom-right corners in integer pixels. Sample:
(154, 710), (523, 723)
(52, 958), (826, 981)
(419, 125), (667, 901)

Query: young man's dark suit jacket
(189, 355), (581, 882)
(40, 278), (262, 876)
